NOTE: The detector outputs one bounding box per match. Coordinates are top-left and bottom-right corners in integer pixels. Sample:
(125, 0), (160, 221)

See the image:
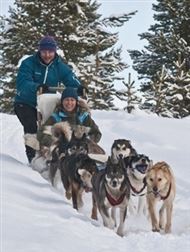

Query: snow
(1, 110), (190, 252)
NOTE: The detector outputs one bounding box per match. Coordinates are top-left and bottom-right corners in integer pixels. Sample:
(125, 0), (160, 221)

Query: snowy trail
(1, 112), (190, 252)
(2, 154), (190, 252)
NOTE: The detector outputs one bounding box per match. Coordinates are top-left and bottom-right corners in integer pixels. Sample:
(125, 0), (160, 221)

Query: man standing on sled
(14, 35), (85, 163)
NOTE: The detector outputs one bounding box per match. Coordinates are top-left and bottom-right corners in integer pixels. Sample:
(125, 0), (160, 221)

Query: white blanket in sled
(37, 93), (61, 124)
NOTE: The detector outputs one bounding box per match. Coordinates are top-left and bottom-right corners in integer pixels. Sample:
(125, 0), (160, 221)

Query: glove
(77, 85), (88, 97)
(37, 84), (50, 94)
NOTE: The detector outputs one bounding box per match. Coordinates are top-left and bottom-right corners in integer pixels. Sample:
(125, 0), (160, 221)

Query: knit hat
(39, 36), (57, 51)
(61, 87), (78, 101)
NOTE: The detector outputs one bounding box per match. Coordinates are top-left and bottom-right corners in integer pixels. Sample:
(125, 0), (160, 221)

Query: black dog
(60, 153), (98, 210)
(48, 133), (89, 186)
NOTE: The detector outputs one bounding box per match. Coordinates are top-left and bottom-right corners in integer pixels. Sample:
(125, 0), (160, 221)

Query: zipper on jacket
(40, 61), (54, 84)
(43, 66), (48, 84)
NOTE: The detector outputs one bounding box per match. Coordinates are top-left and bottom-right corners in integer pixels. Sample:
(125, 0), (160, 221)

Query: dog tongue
(136, 164), (147, 173)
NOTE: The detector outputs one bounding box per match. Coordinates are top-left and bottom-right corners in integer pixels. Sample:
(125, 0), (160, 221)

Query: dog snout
(118, 154), (123, 159)
(153, 186), (158, 192)
(112, 179), (118, 187)
(141, 158), (146, 163)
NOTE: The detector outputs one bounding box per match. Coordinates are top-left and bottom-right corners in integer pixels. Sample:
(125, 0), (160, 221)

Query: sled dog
(111, 139), (137, 163)
(49, 131), (89, 186)
(146, 161), (176, 233)
(91, 157), (130, 237)
(125, 154), (152, 215)
(60, 153), (98, 210)
(30, 122), (71, 181)
(47, 122), (105, 186)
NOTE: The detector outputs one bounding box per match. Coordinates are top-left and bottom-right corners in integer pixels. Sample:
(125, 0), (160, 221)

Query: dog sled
(26, 89), (107, 178)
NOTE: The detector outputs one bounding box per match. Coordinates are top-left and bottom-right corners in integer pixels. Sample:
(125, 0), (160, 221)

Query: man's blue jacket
(15, 52), (81, 108)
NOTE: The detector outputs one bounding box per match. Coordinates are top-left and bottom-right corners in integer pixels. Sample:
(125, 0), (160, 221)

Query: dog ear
(124, 156), (133, 168)
(123, 139), (132, 146)
(131, 148), (137, 156)
(160, 162), (172, 174)
(105, 156), (112, 171)
(149, 159), (154, 169)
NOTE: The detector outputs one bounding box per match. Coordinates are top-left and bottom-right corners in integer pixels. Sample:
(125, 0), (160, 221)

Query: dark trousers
(14, 103), (38, 162)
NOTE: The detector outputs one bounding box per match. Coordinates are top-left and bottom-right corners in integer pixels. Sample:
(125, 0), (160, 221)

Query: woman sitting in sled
(36, 87), (104, 163)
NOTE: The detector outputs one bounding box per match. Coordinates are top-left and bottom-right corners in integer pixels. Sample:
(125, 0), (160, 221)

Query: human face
(40, 50), (55, 64)
(62, 97), (77, 112)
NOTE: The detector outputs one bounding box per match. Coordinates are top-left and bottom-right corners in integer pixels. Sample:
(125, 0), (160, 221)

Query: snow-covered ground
(1, 110), (190, 252)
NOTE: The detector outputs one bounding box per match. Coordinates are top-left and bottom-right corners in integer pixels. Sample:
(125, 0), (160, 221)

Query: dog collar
(106, 190), (126, 206)
(160, 183), (172, 200)
(129, 177), (147, 195)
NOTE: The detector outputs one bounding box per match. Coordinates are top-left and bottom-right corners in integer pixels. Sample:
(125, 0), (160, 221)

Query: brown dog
(146, 161), (176, 233)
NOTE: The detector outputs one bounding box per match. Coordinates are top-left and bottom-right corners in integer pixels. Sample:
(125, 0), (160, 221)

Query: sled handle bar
(38, 86), (88, 99)
(48, 86), (65, 92)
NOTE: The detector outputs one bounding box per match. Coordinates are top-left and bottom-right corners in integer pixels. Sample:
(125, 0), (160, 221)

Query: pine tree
(74, 12), (137, 110)
(85, 46), (128, 110)
(0, 0), (101, 112)
(76, 22), (126, 110)
(116, 73), (141, 113)
(142, 54), (190, 118)
(0, 0), (136, 112)
(142, 65), (170, 116)
(166, 52), (190, 118)
(128, 0), (190, 117)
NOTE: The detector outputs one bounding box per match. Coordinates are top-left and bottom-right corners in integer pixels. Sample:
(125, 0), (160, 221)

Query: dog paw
(78, 200), (84, 208)
(165, 225), (171, 233)
(91, 213), (98, 220)
(117, 227), (124, 237)
(65, 191), (72, 200)
(159, 223), (164, 230)
(107, 219), (115, 229)
(152, 227), (160, 232)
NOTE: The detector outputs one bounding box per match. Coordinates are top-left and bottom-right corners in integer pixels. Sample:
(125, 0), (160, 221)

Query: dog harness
(129, 177), (147, 196)
(159, 183), (172, 200)
(106, 190), (126, 206)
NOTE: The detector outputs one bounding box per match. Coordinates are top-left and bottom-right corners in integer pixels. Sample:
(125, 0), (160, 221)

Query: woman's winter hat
(61, 87), (78, 101)
(39, 36), (57, 51)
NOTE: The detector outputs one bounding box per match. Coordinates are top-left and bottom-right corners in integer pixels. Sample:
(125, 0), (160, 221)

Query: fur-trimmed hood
(54, 97), (90, 114)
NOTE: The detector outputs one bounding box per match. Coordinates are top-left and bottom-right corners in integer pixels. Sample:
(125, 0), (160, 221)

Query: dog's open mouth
(135, 164), (148, 174)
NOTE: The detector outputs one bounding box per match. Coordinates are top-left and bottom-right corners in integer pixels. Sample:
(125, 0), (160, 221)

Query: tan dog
(146, 161), (176, 233)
